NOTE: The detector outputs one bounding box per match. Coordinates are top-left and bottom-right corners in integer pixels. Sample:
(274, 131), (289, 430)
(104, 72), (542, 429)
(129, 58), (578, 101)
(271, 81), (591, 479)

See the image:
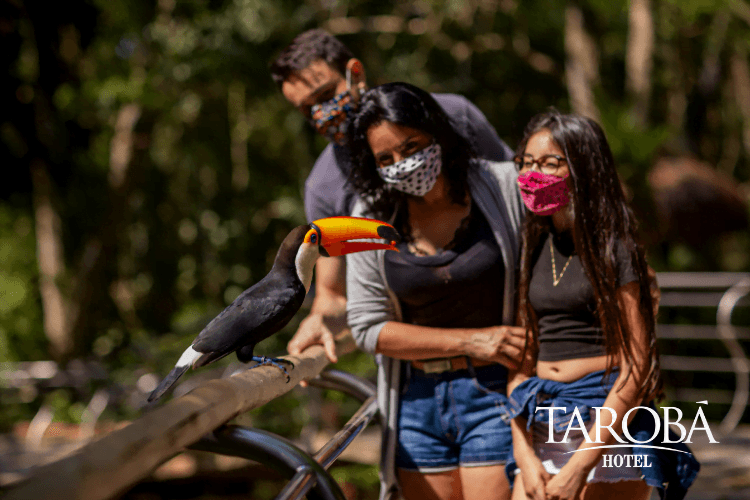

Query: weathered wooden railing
(2, 336), (370, 500)
(3, 272), (750, 499)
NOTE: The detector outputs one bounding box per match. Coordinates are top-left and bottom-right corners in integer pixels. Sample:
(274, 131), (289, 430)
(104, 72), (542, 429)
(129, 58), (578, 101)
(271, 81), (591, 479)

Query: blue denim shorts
(505, 371), (701, 500)
(395, 362), (513, 472)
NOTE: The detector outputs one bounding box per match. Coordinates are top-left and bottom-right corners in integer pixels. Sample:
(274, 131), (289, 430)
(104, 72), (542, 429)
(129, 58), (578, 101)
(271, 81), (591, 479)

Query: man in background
(270, 29), (514, 363)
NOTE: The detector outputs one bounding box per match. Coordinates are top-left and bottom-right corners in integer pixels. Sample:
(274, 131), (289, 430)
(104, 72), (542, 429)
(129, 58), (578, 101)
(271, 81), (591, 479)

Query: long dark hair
(346, 82), (476, 224)
(517, 109), (662, 402)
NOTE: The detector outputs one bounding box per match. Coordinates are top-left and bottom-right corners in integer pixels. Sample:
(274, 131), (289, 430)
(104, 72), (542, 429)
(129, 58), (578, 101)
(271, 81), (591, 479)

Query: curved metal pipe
(716, 277), (750, 435)
(279, 396), (379, 500)
(189, 426), (346, 500)
(189, 370), (379, 500)
(313, 396), (378, 469)
(307, 369), (377, 403)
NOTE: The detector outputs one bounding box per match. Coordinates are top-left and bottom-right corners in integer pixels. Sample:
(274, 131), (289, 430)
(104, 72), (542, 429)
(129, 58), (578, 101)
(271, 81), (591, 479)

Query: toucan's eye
(310, 233), (317, 244)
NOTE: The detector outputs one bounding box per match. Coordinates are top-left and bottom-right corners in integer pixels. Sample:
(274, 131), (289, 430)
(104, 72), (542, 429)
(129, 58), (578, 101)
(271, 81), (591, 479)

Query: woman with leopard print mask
(344, 82), (526, 500)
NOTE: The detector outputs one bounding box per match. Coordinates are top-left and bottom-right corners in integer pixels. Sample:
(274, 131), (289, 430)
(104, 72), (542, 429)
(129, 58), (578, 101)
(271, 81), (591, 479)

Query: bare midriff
(536, 355), (610, 383)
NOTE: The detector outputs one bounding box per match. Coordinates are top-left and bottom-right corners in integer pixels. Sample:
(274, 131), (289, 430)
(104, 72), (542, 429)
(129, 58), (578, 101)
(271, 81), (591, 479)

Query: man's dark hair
(270, 29), (354, 87)
(346, 82), (476, 228)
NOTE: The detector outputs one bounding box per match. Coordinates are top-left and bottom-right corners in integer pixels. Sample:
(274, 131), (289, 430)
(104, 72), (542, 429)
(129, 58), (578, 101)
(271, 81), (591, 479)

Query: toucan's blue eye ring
(310, 233), (317, 244)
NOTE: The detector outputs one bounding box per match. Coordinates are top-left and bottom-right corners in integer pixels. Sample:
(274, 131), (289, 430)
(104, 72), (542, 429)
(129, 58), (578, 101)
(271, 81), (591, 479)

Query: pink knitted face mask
(517, 170), (570, 216)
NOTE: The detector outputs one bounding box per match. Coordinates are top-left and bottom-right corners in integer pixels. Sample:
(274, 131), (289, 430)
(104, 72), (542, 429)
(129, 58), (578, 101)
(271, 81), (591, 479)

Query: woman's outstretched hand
(465, 326), (527, 369)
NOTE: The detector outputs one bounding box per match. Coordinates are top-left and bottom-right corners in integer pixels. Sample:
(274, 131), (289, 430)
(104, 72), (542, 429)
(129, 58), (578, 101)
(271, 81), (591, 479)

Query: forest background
(1, 0), (750, 495)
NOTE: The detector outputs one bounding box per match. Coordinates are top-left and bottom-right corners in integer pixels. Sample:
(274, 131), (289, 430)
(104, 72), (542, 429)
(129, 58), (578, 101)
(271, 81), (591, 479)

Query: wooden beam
(4, 337), (355, 500)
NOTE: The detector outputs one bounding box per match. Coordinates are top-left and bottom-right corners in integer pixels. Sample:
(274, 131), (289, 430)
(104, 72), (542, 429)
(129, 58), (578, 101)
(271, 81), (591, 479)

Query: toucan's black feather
(148, 364), (190, 402)
(148, 225), (309, 402)
(148, 219), (398, 402)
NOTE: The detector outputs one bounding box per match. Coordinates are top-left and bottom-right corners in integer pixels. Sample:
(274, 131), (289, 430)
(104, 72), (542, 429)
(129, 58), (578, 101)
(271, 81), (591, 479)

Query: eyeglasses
(514, 154), (567, 175)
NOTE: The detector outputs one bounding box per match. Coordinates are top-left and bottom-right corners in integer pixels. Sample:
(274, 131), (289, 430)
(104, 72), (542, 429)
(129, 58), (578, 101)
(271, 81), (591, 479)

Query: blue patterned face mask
(377, 143), (442, 197)
(308, 66), (362, 145)
(309, 88), (356, 145)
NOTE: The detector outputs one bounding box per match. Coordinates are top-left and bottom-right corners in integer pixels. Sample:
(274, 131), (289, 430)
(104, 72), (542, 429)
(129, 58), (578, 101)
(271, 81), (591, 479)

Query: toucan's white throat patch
(295, 242), (319, 293)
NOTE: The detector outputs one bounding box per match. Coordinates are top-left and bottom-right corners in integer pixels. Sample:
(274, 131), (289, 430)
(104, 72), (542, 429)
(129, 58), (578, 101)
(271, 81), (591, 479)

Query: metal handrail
(716, 277), (750, 435)
(307, 369), (377, 403)
(187, 369), (379, 500)
(656, 272), (750, 436)
(657, 272), (750, 289)
(281, 370), (378, 500)
(313, 397), (378, 470)
(190, 427), (346, 500)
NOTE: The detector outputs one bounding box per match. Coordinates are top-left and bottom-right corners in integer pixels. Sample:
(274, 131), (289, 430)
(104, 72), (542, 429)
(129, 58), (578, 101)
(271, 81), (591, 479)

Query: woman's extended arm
(345, 239), (525, 367)
(544, 281), (651, 500)
(375, 321), (525, 367)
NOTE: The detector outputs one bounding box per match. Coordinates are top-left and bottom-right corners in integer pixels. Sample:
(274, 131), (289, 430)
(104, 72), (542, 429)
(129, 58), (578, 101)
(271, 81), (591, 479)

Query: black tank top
(384, 205), (505, 329)
(529, 232), (638, 361)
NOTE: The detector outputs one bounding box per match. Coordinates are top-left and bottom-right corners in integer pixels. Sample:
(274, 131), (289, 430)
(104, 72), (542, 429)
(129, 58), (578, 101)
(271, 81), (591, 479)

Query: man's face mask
(377, 143), (443, 197)
(309, 67), (358, 145)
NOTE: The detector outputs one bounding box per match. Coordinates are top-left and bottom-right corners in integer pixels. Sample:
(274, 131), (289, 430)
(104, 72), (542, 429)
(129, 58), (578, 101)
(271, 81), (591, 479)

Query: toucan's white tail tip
(176, 345), (203, 369)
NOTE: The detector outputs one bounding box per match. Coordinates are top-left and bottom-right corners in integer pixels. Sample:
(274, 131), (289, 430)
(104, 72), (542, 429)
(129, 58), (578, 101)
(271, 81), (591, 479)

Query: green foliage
(330, 463), (381, 497)
(0, 203), (44, 363)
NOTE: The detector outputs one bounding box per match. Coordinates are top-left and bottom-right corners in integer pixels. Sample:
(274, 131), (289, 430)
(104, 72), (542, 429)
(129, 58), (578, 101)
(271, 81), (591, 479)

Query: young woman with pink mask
(507, 110), (700, 500)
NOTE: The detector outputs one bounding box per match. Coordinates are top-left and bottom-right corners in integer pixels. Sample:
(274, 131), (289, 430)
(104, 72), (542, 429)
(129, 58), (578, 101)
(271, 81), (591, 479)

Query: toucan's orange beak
(311, 216), (400, 257)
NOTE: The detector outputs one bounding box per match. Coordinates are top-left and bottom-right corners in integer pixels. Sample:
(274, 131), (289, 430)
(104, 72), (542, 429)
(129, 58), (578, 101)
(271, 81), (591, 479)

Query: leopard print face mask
(377, 143), (442, 197)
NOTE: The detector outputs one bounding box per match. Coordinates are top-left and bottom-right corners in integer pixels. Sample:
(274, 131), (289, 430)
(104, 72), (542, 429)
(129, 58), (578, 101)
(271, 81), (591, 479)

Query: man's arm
(291, 144), (355, 365)
(287, 255), (347, 364)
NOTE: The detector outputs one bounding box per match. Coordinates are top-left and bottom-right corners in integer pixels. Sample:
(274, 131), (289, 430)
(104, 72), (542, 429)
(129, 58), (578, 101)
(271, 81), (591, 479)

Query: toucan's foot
(249, 356), (295, 382)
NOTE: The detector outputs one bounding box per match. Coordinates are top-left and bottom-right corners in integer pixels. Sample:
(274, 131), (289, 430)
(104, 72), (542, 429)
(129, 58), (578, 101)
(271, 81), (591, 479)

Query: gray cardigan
(345, 159), (524, 500)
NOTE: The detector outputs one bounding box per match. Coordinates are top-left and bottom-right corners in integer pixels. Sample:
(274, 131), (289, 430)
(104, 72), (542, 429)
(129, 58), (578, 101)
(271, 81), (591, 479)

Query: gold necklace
(550, 238), (573, 286)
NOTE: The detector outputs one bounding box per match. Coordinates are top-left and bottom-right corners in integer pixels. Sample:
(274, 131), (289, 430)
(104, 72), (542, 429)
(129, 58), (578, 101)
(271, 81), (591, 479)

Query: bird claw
(249, 356), (295, 382)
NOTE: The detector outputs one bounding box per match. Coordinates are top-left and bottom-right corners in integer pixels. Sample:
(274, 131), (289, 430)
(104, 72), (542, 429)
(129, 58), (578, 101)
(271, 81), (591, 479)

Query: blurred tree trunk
(626, 0), (654, 127)
(105, 104), (143, 330)
(31, 160), (72, 360)
(67, 103), (143, 349)
(24, 0), (75, 361)
(109, 105), (142, 190)
(564, 3), (600, 121)
(662, 16), (687, 134)
(31, 100), (146, 361)
(730, 45), (750, 169)
(730, 0), (750, 26)
(686, 11), (730, 157)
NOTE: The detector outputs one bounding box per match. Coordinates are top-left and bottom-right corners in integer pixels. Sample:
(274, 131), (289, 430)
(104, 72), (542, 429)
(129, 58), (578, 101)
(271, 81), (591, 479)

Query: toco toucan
(148, 216), (399, 402)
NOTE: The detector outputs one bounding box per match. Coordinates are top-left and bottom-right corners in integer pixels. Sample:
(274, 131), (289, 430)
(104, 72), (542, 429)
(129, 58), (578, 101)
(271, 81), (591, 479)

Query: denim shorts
(505, 371), (701, 500)
(531, 414), (642, 483)
(395, 362), (513, 472)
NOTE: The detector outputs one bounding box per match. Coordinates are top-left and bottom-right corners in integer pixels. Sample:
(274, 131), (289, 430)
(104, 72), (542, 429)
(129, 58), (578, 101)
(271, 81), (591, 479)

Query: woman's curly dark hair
(516, 109), (662, 402)
(345, 82), (476, 223)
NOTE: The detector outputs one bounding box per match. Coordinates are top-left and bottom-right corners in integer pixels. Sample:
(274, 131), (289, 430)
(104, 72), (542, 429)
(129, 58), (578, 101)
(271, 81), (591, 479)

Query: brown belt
(411, 356), (497, 374)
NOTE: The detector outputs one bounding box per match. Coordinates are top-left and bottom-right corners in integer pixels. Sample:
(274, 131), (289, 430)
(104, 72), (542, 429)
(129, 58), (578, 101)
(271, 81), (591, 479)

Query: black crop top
(384, 206), (504, 329)
(529, 232), (638, 362)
